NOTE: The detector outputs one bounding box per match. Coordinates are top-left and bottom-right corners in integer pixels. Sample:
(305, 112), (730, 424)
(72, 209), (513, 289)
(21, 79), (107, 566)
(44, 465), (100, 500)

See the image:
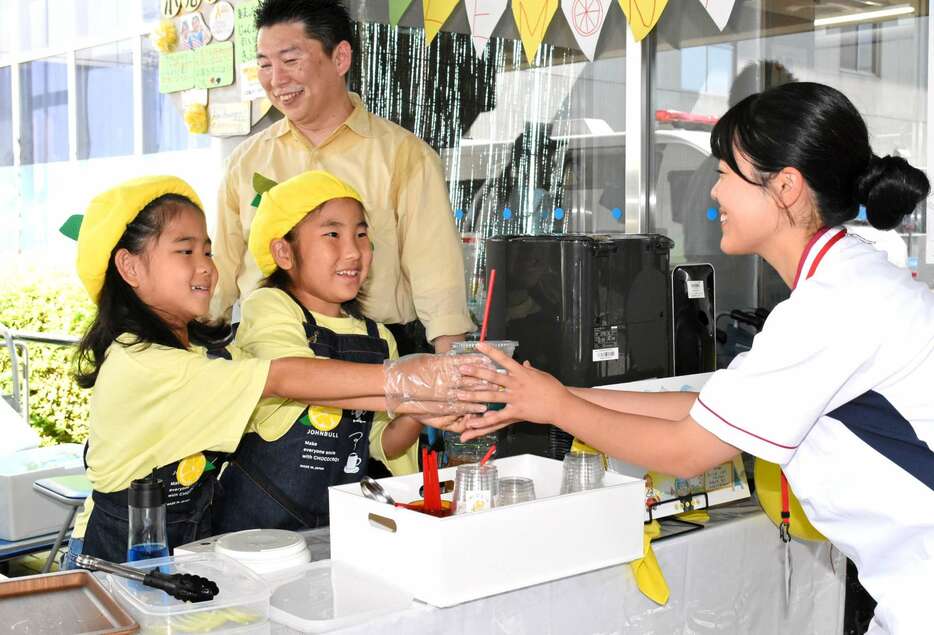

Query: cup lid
(128, 468), (165, 508)
(215, 529), (308, 562)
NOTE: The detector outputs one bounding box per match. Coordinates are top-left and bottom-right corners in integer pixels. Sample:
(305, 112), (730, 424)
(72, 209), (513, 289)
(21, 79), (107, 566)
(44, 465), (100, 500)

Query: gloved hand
(384, 353), (495, 416)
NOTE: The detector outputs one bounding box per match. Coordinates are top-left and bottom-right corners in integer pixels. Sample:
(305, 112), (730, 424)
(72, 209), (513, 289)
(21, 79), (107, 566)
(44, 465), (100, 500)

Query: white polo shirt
(691, 227), (934, 634)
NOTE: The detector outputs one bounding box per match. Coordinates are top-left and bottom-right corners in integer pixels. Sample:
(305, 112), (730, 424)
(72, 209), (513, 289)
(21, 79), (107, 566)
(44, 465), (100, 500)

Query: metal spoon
(360, 476), (396, 505)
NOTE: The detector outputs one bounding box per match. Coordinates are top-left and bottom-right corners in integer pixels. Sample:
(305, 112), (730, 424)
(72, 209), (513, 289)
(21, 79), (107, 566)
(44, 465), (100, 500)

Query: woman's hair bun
(854, 154), (930, 230)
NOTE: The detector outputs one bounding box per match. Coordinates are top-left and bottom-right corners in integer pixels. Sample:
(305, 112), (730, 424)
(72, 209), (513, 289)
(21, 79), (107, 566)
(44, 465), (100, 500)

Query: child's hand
(384, 353), (496, 416)
(416, 414), (482, 434)
(457, 343), (572, 429)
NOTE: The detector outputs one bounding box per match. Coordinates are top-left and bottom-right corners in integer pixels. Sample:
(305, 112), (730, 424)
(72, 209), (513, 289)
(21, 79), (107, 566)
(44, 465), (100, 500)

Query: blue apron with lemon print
(213, 296), (389, 531)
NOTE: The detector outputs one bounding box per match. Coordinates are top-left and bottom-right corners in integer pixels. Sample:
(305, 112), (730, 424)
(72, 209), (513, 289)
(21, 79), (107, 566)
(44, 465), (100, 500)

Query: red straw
(479, 444), (496, 466)
(479, 269), (497, 342)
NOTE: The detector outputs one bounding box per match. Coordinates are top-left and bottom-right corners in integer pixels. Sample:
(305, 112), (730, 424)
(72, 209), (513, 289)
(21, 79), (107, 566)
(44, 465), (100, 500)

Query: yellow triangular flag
(511, 0), (559, 65)
(423, 0), (459, 46)
(618, 0), (669, 42)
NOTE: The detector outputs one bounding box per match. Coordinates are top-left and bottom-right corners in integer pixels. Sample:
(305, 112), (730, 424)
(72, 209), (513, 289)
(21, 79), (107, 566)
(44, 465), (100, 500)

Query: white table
(272, 503), (846, 634)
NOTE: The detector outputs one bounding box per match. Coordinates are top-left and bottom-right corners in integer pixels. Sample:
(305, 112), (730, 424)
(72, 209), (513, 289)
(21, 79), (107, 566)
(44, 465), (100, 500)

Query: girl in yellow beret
(213, 170), (462, 533)
(62, 175), (486, 566)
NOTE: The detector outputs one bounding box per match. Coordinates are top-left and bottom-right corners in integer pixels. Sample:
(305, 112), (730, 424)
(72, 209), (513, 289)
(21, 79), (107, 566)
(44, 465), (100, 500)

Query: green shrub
(0, 266), (94, 446)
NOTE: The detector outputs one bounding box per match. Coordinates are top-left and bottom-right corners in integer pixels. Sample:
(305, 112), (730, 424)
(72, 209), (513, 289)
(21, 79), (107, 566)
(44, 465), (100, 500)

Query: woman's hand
(456, 343), (573, 434)
(415, 413), (484, 435)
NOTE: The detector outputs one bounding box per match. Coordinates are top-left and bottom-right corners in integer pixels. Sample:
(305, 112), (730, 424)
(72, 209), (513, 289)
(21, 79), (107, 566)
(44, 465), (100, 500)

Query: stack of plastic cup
(559, 451), (605, 494)
(451, 463), (499, 514)
(496, 477), (536, 506)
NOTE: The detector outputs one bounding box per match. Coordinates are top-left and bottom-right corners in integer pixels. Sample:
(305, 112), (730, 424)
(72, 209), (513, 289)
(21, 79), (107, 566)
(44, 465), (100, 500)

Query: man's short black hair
(254, 0), (354, 54)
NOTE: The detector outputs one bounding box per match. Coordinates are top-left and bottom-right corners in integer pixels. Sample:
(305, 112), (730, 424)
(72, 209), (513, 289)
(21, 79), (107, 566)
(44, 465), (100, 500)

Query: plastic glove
(384, 353), (495, 416)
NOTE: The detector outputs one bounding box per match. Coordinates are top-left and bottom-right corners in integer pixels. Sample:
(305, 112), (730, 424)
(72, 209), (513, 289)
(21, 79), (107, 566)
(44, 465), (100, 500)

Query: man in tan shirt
(211, 0), (473, 353)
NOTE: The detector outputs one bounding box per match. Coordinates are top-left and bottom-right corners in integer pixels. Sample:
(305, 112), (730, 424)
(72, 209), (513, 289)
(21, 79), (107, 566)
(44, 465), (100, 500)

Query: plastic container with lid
(107, 552), (270, 633)
(214, 529), (311, 576)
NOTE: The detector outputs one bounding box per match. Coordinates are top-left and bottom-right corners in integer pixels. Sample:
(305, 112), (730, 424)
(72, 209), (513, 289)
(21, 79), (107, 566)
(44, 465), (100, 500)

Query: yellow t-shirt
(73, 336), (270, 538)
(238, 287), (418, 476)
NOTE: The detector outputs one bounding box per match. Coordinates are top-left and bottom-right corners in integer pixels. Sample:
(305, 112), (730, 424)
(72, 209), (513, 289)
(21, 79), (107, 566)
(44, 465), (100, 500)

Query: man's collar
(272, 92), (372, 143)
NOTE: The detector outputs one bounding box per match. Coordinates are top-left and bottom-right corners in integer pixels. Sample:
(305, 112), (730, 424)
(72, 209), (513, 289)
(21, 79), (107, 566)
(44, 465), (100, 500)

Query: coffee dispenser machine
(484, 234), (674, 458)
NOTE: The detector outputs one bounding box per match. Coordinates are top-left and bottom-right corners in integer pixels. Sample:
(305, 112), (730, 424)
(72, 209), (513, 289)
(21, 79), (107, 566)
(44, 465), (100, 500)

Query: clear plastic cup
(496, 476), (536, 506)
(451, 340), (518, 410)
(451, 463), (499, 514)
(559, 451), (605, 494)
(443, 430), (496, 467)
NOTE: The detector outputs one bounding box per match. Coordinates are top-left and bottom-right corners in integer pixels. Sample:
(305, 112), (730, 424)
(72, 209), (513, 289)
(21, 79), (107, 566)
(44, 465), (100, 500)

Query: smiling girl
(63, 175), (483, 566)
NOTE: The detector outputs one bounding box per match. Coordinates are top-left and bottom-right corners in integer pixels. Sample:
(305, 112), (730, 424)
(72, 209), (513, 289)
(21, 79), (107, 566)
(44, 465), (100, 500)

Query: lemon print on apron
(302, 406), (343, 432)
(176, 453), (207, 487)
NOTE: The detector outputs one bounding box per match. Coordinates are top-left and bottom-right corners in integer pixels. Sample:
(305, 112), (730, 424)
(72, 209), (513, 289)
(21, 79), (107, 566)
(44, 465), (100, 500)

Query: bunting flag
(465, 0), (509, 58)
(698, 0), (736, 31)
(561, 0), (612, 62)
(389, 0), (414, 26)
(424, 0), (460, 45)
(618, 0), (669, 42)
(512, 0), (560, 64)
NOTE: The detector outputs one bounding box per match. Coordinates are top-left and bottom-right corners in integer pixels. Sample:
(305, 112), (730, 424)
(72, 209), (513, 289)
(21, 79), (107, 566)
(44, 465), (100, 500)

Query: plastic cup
(559, 451), (605, 494)
(443, 430), (496, 467)
(496, 476), (536, 506)
(451, 340), (518, 410)
(451, 463), (499, 514)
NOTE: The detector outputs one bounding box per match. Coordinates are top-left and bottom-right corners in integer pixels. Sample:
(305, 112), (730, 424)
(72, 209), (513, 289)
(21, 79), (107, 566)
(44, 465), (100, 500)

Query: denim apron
(79, 347), (232, 564)
(213, 296), (389, 532)
(80, 451), (225, 564)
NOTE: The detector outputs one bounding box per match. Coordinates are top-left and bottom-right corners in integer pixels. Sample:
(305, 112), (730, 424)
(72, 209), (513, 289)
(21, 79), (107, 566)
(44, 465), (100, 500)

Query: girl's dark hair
(262, 227), (364, 320)
(711, 82), (930, 230)
(254, 0), (354, 55)
(75, 195), (231, 388)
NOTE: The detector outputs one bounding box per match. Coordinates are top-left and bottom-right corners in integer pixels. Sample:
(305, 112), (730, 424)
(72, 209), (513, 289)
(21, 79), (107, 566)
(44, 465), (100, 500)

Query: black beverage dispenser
(484, 234), (674, 459)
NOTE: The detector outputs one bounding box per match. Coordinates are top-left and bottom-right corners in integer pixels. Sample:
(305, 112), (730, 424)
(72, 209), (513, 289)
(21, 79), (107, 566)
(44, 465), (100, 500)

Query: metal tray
(0, 569), (138, 634)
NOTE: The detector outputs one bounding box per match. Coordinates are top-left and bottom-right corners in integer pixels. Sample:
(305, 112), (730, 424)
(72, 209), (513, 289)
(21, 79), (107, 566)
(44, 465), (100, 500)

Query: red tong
(421, 448), (442, 514)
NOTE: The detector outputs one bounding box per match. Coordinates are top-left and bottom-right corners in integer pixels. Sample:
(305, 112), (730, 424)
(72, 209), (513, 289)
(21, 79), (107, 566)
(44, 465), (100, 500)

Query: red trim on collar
(805, 229), (846, 281)
(792, 226), (831, 289)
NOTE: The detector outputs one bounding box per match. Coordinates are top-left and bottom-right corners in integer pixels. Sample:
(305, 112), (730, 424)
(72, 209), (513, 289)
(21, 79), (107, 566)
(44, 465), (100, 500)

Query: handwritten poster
(465, 0), (508, 58)
(561, 0), (611, 61)
(512, 0), (559, 64)
(208, 1), (236, 41)
(194, 41), (234, 88)
(159, 50), (194, 93)
(423, 0), (459, 46)
(235, 0), (260, 65)
(238, 60), (266, 101)
(698, 0), (736, 31)
(618, 0), (669, 42)
(209, 102), (251, 136)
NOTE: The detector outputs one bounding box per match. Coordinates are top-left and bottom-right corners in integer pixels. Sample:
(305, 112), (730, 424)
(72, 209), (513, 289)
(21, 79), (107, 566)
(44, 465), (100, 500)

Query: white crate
(0, 444), (84, 540)
(329, 454), (644, 607)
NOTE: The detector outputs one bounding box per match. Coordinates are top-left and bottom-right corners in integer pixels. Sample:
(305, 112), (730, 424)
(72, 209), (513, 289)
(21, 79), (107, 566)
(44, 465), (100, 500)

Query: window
(19, 56), (69, 165)
(76, 40), (135, 160)
(840, 24), (881, 75)
(0, 66), (12, 166)
(141, 35), (210, 154)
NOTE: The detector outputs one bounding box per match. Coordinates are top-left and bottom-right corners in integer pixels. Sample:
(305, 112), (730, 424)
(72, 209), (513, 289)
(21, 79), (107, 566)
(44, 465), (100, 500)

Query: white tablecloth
(272, 503), (846, 634)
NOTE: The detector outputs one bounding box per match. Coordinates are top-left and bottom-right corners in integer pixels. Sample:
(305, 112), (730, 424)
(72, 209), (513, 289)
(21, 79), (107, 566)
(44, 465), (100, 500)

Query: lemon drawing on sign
(307, 406), (343, 431)
(176, 453), (207, 487)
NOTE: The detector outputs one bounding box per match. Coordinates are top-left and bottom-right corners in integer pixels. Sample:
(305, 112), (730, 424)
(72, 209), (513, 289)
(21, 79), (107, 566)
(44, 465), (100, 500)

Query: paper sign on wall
(561, 0), (611, 61)
(698, 0), (736, 31)
(178, 11), (212, 50)
(389, 0), (414, 26)
(618, 0), (669, 42)
(464, 1), (508, 58)
(209, 101), (251, 136)
(194, 41), (234, 88)
(512, 0), (560, 65)
(238, 60), (266, 101)
(235, 0), (260, 65)
(423, 0), (460, 46)
(159, 50), (194, 93)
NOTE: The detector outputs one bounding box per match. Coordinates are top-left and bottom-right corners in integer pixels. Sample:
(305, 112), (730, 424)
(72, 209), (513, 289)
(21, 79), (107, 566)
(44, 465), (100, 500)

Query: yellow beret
(249, 170), (363, 276)
(77, 175), (203, 301)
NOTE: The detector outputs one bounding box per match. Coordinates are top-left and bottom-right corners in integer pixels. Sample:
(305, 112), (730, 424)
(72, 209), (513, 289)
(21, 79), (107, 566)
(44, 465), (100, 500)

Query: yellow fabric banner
(424, 0), (460, 45)
(511, 0), (560, 64)
(618, 0), (669, 42)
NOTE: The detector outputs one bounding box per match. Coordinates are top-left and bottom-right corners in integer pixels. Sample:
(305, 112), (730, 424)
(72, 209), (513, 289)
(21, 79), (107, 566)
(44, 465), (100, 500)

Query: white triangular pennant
(465, 0), (509, 58)
(699, 0), (736, 31)
(561, 0), (612, 61)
